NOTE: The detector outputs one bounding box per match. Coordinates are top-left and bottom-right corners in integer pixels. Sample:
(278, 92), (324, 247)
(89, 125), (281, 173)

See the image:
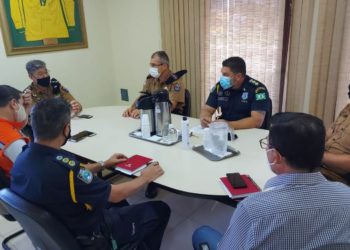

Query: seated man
(193, 112), (350, 249)
(200, 57), (270, 129)
(122, 51), (186, 118)
(0, 85), (31, 180)
(25, 59), (82, 115)
(321, 84), (350, 185)
(11, 98), (170, 249)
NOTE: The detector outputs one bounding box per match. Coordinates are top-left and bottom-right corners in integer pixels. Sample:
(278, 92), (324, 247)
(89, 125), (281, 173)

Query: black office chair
(0, 188), (82, 250)
(183, 89), (191, 117)
(0, 169), (25, 250)
(260, 97), (272, 130)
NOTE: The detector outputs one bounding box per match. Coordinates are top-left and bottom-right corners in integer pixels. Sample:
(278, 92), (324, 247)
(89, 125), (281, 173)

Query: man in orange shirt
(0, 85), (32, 180)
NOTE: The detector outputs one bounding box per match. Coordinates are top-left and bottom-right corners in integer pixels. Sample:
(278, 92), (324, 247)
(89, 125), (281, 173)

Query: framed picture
(0, 0), (88, 56)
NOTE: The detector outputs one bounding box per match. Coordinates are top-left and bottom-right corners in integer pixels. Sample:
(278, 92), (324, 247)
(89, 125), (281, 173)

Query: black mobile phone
(226, 173), (247, 188)
(77, 114), (93, 119)
(69, 130), (96, 142)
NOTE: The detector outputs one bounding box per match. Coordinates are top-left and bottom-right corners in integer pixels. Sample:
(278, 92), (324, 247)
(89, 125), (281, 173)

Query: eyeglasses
(259, 136), (269, 149)
(150, 63), (163, 67)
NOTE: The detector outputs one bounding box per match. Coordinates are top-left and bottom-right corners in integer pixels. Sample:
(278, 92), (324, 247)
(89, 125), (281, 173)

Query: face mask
(266, 148), (276, 167)
(36, 75), (51, 87)
(13, 103), (27, 129)
(149, 67), (160, 78)
(62, 127), (71, 146)
(219, 76), (232, 90)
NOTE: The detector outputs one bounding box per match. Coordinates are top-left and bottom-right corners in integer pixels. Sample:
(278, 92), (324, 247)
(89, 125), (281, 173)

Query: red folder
(115, 155), (152, 175)
(219, 175), (261, 199)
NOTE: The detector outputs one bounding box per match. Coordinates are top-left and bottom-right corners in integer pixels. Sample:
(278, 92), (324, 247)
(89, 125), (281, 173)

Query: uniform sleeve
(205, 86), (219, 109)
(217, 203), (252, 249)
(10, 0), (25, 29)
(59, 85), (75, 103)
(74, 173), (111, 211)
(251, 86), (270, 112)
(169, 80), (185, 104)
(61, 0), (75, 27)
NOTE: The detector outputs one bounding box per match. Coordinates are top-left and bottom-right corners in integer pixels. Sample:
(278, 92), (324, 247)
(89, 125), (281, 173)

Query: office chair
(261, 97), (272, 129)
(183, 89), (192, 117)
(0, 169), (25, 250)
(0, 188), (82, 250)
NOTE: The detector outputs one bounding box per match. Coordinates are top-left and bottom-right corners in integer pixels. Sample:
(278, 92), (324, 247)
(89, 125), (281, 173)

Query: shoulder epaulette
(164, 70), (187, 85)
(54, 155), (79, 170)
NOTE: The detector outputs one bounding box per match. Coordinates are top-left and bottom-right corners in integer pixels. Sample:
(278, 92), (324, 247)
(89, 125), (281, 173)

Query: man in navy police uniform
(11, 98), (170, 250)
(200, 56), (270, 129)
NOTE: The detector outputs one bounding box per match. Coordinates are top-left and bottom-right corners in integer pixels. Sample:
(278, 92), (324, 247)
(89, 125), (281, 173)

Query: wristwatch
(97, 161), (105, 168)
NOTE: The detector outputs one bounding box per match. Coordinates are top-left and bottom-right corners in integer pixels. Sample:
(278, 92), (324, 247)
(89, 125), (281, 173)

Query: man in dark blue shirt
(200, 57), (271, 129)
(11, 98), (170, 249)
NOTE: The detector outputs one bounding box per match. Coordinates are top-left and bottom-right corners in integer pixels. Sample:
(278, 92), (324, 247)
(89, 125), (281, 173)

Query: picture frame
(0, 0), (88, 56)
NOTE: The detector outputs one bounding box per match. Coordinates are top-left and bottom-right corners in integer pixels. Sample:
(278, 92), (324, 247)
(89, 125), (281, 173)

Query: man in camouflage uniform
(122, 51), (185, 119)
(200, 57), (271, 129)
(321, 84), (350, 185)
(25, 59), (82, 114)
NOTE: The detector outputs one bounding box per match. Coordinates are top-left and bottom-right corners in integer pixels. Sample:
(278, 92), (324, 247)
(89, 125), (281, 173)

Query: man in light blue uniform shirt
(193, 112), (350, 250)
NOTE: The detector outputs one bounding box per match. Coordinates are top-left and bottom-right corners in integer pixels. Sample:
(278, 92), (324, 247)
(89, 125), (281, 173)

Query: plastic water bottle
(141, 114), (151, 138)
(181, 116), (190, 149)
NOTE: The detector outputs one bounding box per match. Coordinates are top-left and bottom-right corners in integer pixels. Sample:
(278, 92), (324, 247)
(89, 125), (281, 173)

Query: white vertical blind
(202, 0), (285, 114)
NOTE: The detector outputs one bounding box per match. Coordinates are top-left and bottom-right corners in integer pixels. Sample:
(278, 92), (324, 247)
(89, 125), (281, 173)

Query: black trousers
(103, 201), (170, 250)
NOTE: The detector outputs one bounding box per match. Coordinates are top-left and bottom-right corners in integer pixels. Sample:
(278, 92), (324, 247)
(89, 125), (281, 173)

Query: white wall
(106, 0), (162, 105)
(0, 0), (162, 107)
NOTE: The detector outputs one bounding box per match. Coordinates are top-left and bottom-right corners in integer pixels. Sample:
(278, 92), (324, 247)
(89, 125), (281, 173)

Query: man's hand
(140, 162), (164, 183)
(130, 109), (140, 119)
(122, 108), (132, 117)
(22, 89), (32, 114)
(104, 153), (128, 168)
(200, 116), (212, 128)
(70, 100), (81, 114)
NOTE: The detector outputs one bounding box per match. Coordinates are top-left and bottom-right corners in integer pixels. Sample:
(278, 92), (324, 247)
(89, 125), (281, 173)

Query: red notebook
(115, 155), (153, 175)
(219, 175), (261, 199)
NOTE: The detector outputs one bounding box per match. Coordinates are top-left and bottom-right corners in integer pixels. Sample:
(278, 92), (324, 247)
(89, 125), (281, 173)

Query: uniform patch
(249, 79), (259, 86)
(224, 91), (230, 96)
(68, 160), (76, 167)
(255, 87), (266, 93)
(56, 155), (63, 161)
(63, 158), (69, 163)
(241, 92), (248, 100)
(77, 168), (93, 184)
(174, 83), (181, 92)
(255, 92), (267, 101)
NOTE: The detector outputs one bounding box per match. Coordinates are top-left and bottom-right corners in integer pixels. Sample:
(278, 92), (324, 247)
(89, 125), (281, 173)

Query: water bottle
(141, 114), (151, 138)
(181, 116), (190, 149)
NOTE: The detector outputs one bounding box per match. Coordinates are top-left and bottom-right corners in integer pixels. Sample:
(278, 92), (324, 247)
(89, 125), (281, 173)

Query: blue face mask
(219, 75), (232, 90)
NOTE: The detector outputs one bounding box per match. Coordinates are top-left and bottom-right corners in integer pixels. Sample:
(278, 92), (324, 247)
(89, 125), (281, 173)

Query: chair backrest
(183, 89), (191, 117)
(261, 98), (272, 130)
(0, 188), (82, 250)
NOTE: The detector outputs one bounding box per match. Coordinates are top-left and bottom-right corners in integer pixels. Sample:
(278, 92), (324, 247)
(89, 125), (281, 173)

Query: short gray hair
(151, 51), (169, 65)
(26, 60), (46, 75)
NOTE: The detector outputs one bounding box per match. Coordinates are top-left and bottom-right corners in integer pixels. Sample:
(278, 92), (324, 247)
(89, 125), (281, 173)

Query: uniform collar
(30, 82), (51, 94)
(264, 172), (327, 190)
(28, 142), (61, 155)
(159, 69), (172, 83)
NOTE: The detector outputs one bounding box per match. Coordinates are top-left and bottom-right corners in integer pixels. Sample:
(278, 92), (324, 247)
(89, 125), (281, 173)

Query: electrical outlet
(120, 88), (129, 102)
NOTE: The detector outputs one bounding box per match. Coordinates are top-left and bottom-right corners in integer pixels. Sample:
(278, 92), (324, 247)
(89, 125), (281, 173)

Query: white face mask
(149, 67), (160, 78)
(15, 103), (27, 122)
(266, 148), (276, 167)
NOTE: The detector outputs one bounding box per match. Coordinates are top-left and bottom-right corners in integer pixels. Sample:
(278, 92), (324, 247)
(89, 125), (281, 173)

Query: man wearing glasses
(321, 84), (350, 185)
(25, 59), (82, 115)
(122, 51), (185, 118)
(192, 112), (350, 249)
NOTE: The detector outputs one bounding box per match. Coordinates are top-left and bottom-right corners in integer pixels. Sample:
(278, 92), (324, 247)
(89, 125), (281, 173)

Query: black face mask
(36, 76), (51, 87)
(62, 127), (71, 146)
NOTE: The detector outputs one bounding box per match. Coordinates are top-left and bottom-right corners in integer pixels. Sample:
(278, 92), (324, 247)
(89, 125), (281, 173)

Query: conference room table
(63, 106), (275, 203)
